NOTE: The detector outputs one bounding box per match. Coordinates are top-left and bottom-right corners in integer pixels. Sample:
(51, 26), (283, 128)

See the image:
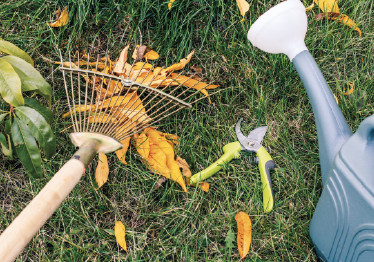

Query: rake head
(59, 50), (216, 152)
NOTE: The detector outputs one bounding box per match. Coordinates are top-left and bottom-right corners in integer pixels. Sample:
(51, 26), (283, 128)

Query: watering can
(247, 0), (374, 261)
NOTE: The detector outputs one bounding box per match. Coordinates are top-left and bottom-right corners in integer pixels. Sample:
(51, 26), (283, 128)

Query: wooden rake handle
(0, 159), (85, 261)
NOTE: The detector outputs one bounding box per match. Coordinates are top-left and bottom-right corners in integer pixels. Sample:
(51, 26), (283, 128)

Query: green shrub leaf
(12, 117), (42, 177)
(0, 58), (24, 106)
(0, 133), (13, 158)
(4, 117), (11, 135)
(1, 56), (51, 102)
(0, 113), (8, 123)
(15, 106), (55, 159)
(24, 98), (53, 123)
(0, 40), (33, 65)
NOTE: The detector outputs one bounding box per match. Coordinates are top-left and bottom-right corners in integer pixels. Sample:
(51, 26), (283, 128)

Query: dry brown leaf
(48, 7), (69, 27)
(114, 221), (127, 252)
(199, 182), (210, 192)
(166, 51), (195, 72)
(235, 211), (252, 259)
(115, 137), (131, 164)
(176, 156), (192, 178)
(236, 0), (250, 22)
(132, 45), (149, 61)
(113, 45), (130, 74)
(95, 152), (109, 188)
(191, 65), (203, 74)
(168, 0), (176, 10)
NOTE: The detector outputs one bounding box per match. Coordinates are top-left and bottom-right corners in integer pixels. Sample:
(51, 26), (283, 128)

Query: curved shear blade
(235, 118), (268, 152)
(247, 126), (268, 144)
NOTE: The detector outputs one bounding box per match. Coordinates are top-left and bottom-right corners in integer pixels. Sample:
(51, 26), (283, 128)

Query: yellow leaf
(336, 14), (362, 36)
(236, 0), (250, 22)
(170, 74), (215, 103)
(166, 51), (194, 72)
(144, 50), (160, 60)
(146, 128), (187, 192)
(305, 2), (315, 11)
(47, 7), (69, 27)
(199, 182), (210, 192)
(235, 211), (252, 259)
(133, 62), (154, 70)
(115, 137), (131, 164)
(168, 0), (176, 10)
(113, 45), (130, 74)
(344, 83), (354, 95)
(95, 152), (109, 188)
(88, 113), (118, 124)
(114, 221), (127, 252)
(133, 132), (150, 159)
(314, 0), (339, 13)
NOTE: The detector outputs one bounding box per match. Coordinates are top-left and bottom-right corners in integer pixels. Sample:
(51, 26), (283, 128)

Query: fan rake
(0, 50), (217, 261)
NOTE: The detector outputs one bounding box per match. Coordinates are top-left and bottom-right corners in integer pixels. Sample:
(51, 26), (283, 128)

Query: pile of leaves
(59, 45), (218, 192)
(0, 40), (55, 177)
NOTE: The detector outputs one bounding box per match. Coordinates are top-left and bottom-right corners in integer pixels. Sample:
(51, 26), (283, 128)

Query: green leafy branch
(0, 40), (55, 178)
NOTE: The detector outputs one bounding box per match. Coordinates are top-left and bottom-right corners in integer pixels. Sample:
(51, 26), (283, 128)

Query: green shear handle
(257, 146), (275, 213)
(189, 141), (241, 185)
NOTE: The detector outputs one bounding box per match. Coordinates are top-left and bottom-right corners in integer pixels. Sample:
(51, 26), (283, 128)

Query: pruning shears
(190, 118), (275, 212)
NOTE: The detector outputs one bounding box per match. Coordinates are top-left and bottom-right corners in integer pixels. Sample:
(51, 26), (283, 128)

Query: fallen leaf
(132, 45), (149, 61)
(113, 45), (130, 74)
(166, 51), (194, 72)
(176, 156), (191, 178)
(199, 182), (210, 192)
(314, 0), (339, 13)
(137, 128), (187, 192)
(168, 0), (176, 10)
(114, 221), (127, 252)
(335, 14), (362, 36)
(236, 0), (250, 22)
(133, 132), (150, 159)
(115, 137), (131, 164)
(344, 83), (354, 95)
(191, 65), (203, 74)
(235, 211), (252, 259)
(144, 49), (160, 60)
(95, 152), (109, 188)
(47, 7), (69, 27)
(314, 0), (362, 36)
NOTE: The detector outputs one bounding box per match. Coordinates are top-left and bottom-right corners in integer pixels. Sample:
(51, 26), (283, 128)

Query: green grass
(0, 0), (373, 261)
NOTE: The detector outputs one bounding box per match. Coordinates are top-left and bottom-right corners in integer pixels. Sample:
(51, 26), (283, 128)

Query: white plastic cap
(247, 0), (308, 60)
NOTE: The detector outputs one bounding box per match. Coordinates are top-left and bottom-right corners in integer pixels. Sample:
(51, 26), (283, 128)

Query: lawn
(0, 0), (373, 261)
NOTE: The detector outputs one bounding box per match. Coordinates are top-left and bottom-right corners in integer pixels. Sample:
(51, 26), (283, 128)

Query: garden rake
(0, 51), (215, 261)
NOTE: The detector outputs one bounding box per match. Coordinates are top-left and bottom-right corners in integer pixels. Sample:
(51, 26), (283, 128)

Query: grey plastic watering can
(247, 0), (374, 261)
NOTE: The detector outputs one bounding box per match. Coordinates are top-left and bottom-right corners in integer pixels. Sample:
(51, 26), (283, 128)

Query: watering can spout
(247, 0), (352, 184)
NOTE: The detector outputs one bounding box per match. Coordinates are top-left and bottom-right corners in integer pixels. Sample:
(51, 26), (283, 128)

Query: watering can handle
(292, 50), (352, 184)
